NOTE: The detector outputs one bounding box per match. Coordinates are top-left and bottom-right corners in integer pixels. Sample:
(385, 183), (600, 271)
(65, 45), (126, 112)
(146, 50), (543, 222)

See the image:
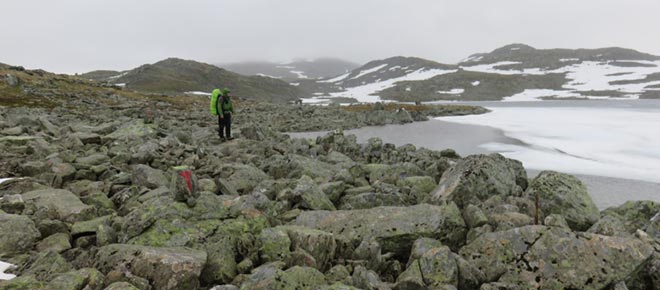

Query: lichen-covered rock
(407, 238), (444, 266)
(170, 166), (200, 206)
(362, 163), (424, 185)
(0, 213), (41, 257)
(339, 191), (406, 210)
(131, 164), (168, 189)
(417, 246), (458, 287)
(292, 175), (336, 211)
(462, 204), (489, 229)
(259, 227), (293, 263)
(202, 239), (238, 285)
(239, 265), (326, 290)
(103, 282), (141, 290)
(523, 171), (599, 231)
(95, 244), (207, 290)
(19, 250), (72, 281)
(261, 154), (337, 181)
(294, 203), (467, 256)
(47, 268), (106, 290)
(543, 213), (570, 229)
(587, 215), (628, 236)
(428, 154), (527, 208)
(36, 232), (71, 253)
(461, 225), (654, 290)
(0, 275), (45, 290)
(22, 188), (96, 222)
(219, 163), (271, 195)
(601, 200), (660, 234)
(351, 265), (388, 290)
(259, 226), (336, 271)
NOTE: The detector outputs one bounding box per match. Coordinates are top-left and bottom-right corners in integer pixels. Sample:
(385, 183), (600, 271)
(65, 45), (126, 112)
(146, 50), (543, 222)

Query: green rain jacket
(210, 89), (222, 116)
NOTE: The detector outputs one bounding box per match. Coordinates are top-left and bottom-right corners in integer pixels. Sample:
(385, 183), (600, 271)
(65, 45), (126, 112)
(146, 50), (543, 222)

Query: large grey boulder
(460, 225), (654, 290)
(95, 244), (207, 290)
(428, 154), (527, 208)
(291, 175), (336, 211)
(22, 189), (96, 222)
(524, 171), (599, 231)
(0, 213), (41, 257)
(131, 164), (168, 189)
(217, 163), (270, 195)
(294, 203), (467, 255)
(258, 226), (336, 271)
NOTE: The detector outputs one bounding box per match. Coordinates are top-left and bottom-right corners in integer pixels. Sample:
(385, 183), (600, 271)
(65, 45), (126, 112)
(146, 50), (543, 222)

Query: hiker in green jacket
(213, 88), (234, 141)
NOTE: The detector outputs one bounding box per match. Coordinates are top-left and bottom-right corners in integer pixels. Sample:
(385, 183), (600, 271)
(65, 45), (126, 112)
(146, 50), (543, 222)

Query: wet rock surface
(0, 79), (658, 289)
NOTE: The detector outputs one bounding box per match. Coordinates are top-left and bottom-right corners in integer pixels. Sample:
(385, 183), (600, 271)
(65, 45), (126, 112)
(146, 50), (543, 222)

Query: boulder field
(0, 99), (659, 290)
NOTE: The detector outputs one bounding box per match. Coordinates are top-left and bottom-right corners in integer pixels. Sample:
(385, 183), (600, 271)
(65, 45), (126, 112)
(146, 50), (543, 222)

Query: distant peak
(493, 43), (536, 53)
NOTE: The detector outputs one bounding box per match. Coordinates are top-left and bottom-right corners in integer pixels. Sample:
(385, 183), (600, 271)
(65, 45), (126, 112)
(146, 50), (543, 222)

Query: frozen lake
(289, 99), (660, 208)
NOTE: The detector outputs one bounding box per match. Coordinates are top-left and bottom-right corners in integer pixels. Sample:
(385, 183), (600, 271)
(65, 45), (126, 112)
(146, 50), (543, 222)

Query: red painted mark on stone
(179, 170), (193, 193)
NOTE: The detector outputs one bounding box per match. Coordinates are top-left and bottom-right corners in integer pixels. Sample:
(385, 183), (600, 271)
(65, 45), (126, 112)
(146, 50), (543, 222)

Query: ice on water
(439, 106), (660, 183)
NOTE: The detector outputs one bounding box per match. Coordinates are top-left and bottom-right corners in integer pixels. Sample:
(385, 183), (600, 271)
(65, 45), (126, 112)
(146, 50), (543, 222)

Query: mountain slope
(79, 70), (123, 81)
(302, 56), (458, 103)
(83, 58), (303, 102)
(223, 58), (359, 80)
(305, 44), (660, 103)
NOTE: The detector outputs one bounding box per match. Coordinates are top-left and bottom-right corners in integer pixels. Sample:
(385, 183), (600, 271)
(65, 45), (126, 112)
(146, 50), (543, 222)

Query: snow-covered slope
(306, 45), (660, 103)
(305, 56), (457, 103)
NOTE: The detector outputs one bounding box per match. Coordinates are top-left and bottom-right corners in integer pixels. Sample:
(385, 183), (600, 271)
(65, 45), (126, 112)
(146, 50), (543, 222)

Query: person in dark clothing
(217, 88), (234, 141)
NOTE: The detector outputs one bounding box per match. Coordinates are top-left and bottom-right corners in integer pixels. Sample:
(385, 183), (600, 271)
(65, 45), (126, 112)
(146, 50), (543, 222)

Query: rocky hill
(81, 58), (303, 103)
(223, 58), (360, 81)
(304, 44), (660, 103)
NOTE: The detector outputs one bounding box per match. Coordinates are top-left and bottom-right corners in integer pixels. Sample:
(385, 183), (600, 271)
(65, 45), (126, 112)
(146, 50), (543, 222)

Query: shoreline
(288, 119), (660, 209)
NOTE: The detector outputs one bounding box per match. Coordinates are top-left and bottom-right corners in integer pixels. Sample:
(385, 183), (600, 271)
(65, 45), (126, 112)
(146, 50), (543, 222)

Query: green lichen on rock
(524, 171), (599, 231)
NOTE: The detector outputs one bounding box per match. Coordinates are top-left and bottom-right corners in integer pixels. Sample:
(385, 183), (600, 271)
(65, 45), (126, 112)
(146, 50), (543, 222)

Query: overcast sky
(3, 0), (660, 74)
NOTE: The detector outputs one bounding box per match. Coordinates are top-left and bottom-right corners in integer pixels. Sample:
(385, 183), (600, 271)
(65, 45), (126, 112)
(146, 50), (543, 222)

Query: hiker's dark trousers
(218, 113), (231, 138)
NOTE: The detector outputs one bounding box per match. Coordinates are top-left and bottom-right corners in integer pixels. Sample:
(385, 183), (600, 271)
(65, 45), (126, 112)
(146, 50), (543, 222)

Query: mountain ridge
(81, 58), (303, 103)
(303, 44), (660, 103)
(222, 57), (360, 80)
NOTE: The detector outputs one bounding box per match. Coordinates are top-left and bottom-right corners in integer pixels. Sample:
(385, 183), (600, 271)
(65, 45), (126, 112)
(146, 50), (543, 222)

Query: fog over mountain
(3, 0), (660, 73)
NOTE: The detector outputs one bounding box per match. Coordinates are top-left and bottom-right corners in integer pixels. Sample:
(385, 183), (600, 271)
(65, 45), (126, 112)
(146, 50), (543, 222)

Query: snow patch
(256, 73), (281, 79)
(560, 58), (580, 62)
(184, 91), (211, 96)
(503, 89), (581, 102)
(0, 178), (15, 184)
(289, 83), (300, 86)
(318, 72), (350, 83)
(388, 66), (402, 71)
(471, 81), (481, 86)
(351, 64), (388, 80)
(0, 261), (16, 280)
(462, 55), (484, 63)
(290, 71), (308, 79)
(324, 68), (457, 103)
(462, 61), (546, 75)
(437, 88), (465, 95)
(108, 72), (128, 79)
